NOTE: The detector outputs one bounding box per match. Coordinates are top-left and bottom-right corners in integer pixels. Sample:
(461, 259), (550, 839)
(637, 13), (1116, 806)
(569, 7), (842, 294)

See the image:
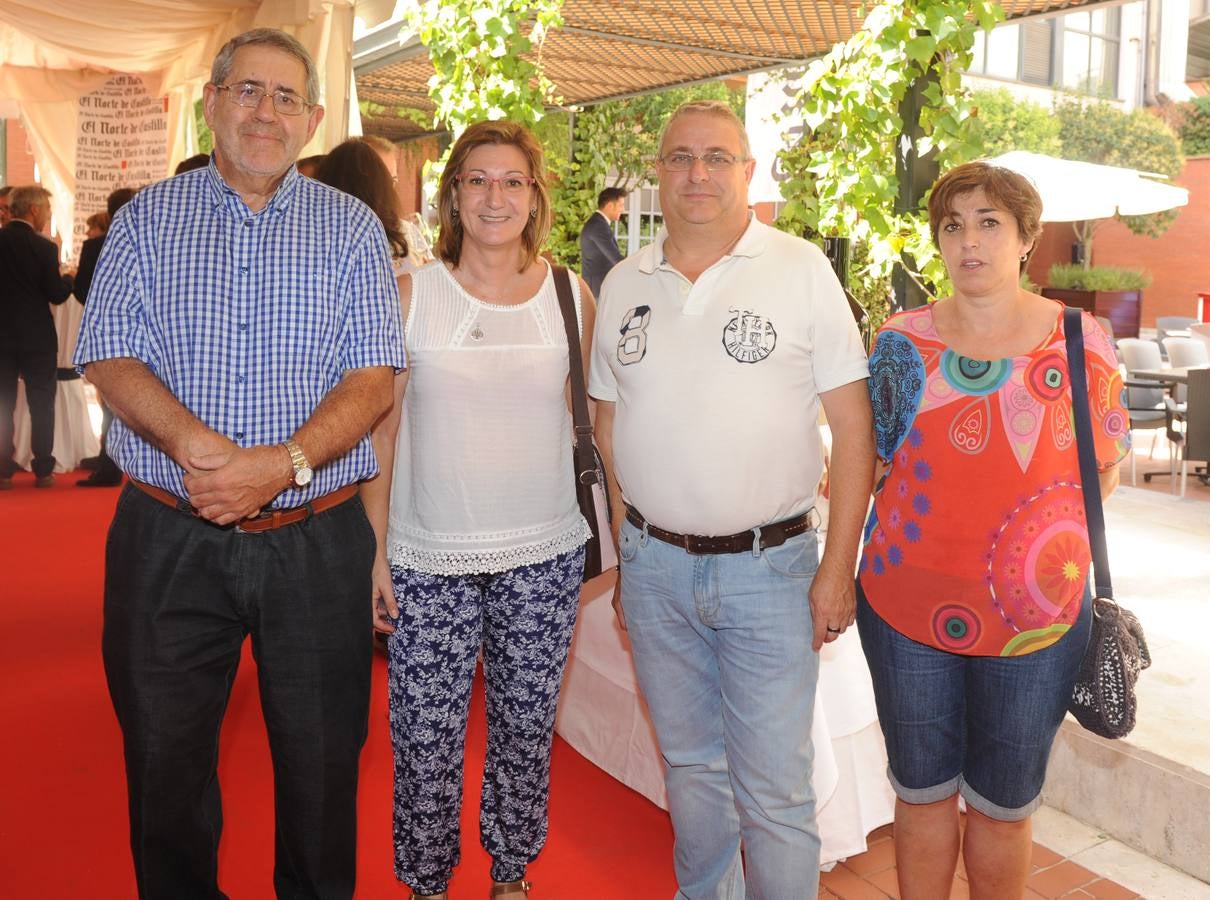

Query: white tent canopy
(985, 150), (1190, 222)
(0, 0), (361, 254)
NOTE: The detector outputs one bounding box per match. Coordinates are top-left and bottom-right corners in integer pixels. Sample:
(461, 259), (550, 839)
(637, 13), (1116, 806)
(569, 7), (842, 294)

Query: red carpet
(0, 473), (676, 898)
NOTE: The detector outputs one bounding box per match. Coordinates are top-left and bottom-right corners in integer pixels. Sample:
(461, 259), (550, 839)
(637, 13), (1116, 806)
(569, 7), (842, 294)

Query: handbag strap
(1064, 306), (1113, 600)
(550, 265), (598, 484)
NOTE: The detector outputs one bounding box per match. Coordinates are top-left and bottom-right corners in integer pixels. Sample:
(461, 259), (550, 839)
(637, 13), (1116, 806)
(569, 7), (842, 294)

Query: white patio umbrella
(985, 150), (1189, 222)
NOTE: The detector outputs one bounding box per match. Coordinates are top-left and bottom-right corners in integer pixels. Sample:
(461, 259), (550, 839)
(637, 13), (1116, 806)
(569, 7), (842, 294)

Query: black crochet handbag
(1064, 307), (1151, 740)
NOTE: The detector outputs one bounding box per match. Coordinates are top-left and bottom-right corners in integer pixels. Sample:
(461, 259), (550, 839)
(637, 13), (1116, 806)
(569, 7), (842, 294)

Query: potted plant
(1041, 264), (1152, 338)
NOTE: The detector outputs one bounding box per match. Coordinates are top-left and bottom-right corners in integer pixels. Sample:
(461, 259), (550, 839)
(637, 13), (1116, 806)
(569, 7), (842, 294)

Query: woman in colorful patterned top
(857, 162), (1127, 899)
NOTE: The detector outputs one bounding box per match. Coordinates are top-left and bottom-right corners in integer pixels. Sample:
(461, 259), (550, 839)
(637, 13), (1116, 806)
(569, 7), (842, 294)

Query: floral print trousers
(387, 545), (585, 895)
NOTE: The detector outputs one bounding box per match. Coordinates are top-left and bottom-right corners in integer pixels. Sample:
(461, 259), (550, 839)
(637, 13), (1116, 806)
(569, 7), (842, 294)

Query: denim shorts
(856, 582), (1091, 821)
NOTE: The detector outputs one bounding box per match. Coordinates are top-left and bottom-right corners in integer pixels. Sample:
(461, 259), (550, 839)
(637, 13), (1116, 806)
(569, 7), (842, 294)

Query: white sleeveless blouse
(386, 260), (592, 574)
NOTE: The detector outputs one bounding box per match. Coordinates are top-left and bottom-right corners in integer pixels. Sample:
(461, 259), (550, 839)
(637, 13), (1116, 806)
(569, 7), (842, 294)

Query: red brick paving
(820, 817), (1141, 899)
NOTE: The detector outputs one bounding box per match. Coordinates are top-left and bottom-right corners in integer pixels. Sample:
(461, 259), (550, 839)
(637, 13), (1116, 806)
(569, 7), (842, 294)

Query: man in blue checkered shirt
(73, 28), (404, 900)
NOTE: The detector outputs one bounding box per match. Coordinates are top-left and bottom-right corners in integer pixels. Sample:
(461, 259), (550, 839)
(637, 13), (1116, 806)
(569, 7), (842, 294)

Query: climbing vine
(775, 0), (1004, 306)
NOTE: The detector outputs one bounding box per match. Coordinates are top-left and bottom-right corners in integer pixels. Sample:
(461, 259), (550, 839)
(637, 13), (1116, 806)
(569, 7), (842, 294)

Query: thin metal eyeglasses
(454, 173), (536, 194)
(657, 151), (744, 172)
(215, 82), (313, 116)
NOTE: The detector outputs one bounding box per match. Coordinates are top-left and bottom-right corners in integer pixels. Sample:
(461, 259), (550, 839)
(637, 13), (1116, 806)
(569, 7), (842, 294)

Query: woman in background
(857, 161), (1127, 899)
(360, 120), (595, 900)
(315, 138), (409, 271)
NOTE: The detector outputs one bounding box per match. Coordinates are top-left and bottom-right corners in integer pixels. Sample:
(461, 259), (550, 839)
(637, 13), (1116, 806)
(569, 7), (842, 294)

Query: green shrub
(1178, 95), (1210, 157)
(1047, 264), (1152, 292)
(971, 89), (1061, 157)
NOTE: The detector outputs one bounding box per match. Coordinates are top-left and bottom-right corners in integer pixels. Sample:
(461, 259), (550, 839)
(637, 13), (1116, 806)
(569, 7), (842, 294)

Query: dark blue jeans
(857, 582), (1091, 821)
(102, 484), (376, 899)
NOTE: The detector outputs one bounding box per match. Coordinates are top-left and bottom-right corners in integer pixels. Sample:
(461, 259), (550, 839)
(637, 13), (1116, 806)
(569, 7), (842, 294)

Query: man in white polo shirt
(590, 100), (874, 899)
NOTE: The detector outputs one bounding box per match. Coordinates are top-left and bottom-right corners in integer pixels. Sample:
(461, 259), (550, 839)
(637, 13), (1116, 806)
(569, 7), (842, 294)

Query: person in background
(856, 161), (1126, 899)
(590, 100), (874, 899)
(75, 187), (137, 487)
(315, 139), (409, 274)
(297, 153), (326, 178)
(0, 186), (12, 225)
(579, 186), (626, 297)
(174, 153), (210, 175)
(74, 28), (403, 899)
(362, 119), (594, 900)
(85, 212), (110, 240)
(0, 185), (74, 489)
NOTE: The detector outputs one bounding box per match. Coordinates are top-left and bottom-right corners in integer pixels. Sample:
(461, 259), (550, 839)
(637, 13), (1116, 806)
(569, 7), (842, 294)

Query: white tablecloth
(13, 298), (100, 472)
(556, 570), (896, 867)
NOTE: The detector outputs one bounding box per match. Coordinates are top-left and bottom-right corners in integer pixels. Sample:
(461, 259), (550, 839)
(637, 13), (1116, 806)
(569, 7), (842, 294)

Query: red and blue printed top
(858, 302), (1129, 657)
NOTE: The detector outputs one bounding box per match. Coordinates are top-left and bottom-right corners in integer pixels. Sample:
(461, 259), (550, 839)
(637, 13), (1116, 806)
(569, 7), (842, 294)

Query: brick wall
(1025, 156), (1210, 328)
(396, 135), (440, 219)
(3, 118), (38, 186)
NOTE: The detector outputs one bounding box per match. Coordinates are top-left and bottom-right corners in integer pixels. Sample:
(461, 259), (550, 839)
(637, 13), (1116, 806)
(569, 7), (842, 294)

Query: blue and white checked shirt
(74, 161), (405, 507)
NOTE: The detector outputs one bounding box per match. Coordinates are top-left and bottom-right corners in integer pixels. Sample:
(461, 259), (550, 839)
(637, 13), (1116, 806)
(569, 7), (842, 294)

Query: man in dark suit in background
(75, 187), (137, 487)
(0, 185), (74, 488)
(579, 186), (627, 297)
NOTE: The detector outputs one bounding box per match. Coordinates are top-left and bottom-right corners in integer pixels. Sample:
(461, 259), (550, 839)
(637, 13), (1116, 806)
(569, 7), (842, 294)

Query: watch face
(294, 466), (314, 487)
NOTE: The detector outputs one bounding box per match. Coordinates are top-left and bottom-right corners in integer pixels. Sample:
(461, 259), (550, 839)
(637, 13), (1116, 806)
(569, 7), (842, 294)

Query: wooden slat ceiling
(358, 0), (1107, 141)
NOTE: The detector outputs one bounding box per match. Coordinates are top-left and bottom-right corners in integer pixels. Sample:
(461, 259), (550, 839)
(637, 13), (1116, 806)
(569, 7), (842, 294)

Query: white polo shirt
(588, 216), (869, 536)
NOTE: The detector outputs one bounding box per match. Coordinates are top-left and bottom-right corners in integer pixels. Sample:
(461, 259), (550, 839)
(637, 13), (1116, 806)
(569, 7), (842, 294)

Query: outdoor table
(1131, 364), (1210, 384)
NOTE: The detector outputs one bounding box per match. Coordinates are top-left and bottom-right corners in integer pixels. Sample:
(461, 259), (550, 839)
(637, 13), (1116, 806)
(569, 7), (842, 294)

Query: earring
(452, 207), (459, 219)
(529, 208), (537, 218)
(1020, 253), (1028, 261)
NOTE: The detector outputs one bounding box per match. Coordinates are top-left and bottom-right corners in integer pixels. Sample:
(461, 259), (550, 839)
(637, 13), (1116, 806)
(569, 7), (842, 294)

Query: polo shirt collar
(639, 211), (766, 275)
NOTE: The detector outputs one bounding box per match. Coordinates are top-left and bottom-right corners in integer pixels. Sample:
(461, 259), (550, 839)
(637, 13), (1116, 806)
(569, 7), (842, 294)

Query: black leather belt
(625, 504), (815, 555)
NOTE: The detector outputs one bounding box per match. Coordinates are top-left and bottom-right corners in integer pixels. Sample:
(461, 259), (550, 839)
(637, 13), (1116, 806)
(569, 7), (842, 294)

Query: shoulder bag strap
(550, 265), (598, 485)
(1064, 306), (1114, 600)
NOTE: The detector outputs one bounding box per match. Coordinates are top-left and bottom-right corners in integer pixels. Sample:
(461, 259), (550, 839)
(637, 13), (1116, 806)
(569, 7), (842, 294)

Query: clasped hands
(180, 430), (290, 526)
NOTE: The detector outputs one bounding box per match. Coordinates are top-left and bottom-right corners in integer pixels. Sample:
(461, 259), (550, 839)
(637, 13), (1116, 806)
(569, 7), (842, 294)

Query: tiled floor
(820, 818), (1143, 900)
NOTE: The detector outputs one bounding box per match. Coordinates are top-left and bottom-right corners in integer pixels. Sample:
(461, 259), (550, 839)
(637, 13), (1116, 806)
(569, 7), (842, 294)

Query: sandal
(409, 893), (449, 899)
(490, 879), (532, 898)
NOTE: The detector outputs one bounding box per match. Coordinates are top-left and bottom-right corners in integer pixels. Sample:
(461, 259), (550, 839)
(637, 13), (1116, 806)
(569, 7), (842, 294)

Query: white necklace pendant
(470, 324), (486, 342)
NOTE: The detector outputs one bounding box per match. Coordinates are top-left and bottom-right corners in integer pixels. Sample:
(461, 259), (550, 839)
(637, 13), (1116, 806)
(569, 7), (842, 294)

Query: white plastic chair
(1162, 337), (1210, 406)
(1117, 338), (1170, 485)
(1189, 323), (1210, 360)
(1156, 315), (1197, 359)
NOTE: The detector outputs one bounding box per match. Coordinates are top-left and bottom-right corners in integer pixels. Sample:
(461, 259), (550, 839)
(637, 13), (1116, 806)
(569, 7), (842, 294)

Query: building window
(1061, 7), (1121, 96)
(969, 8), (1120, 97)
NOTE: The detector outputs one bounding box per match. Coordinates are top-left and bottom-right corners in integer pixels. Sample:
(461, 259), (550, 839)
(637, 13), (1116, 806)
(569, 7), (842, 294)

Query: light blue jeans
(618, 517), (822, 900)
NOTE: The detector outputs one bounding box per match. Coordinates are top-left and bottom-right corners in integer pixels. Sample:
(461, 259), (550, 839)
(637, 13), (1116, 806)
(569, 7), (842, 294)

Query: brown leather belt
(131, 480), (358, 533)
(624, 504), (815, 555)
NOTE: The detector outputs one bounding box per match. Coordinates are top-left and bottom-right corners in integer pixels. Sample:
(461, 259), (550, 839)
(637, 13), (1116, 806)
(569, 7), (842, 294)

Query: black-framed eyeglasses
(454, 173), (536, 194)
(657, 151), (744, 172)
(215, 82), (313, 116)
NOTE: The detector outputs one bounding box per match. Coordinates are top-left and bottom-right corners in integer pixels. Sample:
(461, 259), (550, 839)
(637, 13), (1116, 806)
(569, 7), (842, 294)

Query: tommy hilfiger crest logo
(722, 307), (776, 363)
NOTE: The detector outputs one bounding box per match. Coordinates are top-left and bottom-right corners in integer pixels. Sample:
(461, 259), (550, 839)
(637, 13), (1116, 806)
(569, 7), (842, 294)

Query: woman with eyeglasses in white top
(360, 120), (596, 900)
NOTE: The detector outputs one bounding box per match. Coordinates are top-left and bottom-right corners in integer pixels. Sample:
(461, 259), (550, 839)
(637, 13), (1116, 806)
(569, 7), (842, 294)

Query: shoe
(409, 892), (449, 899)
(77, 472), (123, 487)
(490, 880), (531, 898)
(79, 455), (102, 471)
(34, 474), (55, 488)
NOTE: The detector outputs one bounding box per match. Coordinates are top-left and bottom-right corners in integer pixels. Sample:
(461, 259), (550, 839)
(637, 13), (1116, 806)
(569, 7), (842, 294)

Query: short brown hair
(435, 120), (551, 271)
(927, 161), (1043, 250)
